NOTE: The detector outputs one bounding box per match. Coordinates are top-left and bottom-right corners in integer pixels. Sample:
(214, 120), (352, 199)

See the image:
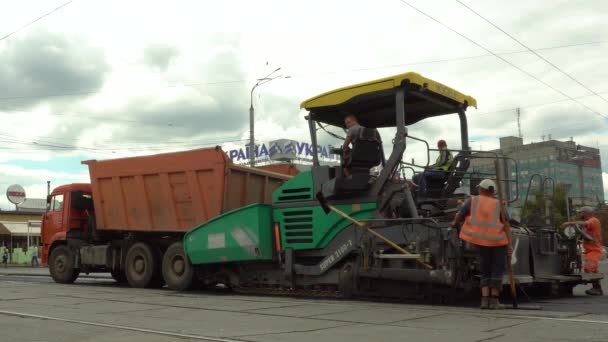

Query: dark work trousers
(418, 170), (447, 196)
(478, 245), (507, 289)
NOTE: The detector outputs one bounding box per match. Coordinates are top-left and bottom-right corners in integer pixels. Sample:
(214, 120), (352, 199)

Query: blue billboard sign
(226, 139), (340, 162)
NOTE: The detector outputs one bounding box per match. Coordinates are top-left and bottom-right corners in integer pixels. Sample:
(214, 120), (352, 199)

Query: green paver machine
(181, 72), (600, 300)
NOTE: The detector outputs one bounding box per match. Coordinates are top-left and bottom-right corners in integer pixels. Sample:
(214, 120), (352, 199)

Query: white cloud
(0, 0), (607, 210)
(0, 164), (88, 209)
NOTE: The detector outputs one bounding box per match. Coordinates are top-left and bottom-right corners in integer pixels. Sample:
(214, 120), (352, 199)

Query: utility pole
(249, 67), (290, 167)
(516, 107), (522, 139)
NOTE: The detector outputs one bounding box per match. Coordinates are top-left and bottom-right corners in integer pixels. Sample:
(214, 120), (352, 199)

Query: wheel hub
(55, 255), (66, 273)
(172, 257), (185, 276)
(134, 257), (145, 274)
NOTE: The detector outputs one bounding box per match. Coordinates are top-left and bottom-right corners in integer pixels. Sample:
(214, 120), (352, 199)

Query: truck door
(41, 193), (66, 265)
(43, 194), (66, 241)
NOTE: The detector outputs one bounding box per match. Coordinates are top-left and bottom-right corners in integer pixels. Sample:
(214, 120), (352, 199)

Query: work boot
(480, 296), (489, 309)
(585, 288), (604, 296)
(488, 297), (506, 310)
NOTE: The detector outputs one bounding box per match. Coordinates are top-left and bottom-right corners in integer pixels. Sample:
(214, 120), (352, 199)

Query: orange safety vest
(459, 195), (509, 247)
(583, 217), (603, 273)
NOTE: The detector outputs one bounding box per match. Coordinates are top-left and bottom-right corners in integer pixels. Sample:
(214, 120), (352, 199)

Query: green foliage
(522, 185), (569, 228)
(596, 204), (608, 246)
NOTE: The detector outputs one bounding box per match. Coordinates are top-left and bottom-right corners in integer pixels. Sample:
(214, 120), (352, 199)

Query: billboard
(227, 139), (340, 164)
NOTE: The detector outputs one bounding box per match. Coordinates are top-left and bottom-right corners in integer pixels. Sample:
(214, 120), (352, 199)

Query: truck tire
(162, 242), (195, 291)
(125, 242), (162, 288)
(49, 245), (80, 284)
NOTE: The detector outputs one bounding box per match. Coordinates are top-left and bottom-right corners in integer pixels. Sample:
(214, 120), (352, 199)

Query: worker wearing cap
(430, 140), (454, 172)
(562, 206), (604, 296)
(451, 179), (512, 309)
(415, 139), (454, 196)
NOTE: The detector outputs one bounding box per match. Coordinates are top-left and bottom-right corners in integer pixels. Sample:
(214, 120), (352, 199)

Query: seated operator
(413, 139), (454, 197)
(341, 114), (381, 176)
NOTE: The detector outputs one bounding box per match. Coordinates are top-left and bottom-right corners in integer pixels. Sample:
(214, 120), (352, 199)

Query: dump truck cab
(41, 184), (93, 271)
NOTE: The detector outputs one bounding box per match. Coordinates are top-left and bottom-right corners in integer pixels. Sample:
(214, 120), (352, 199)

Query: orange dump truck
(41, 147), (291, 287)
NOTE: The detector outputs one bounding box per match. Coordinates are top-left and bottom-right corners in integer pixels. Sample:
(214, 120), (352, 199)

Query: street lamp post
(249, 67), (289, 167)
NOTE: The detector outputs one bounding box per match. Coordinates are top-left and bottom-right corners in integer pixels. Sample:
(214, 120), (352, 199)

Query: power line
(0, 129), (250, 153)
(1, 39), (606, 104)
(0, 109), (193, 128)
(0, 138), (251, 157)
(397, 0), (608, 120)
(0, 139), (251, 156)
(0, 79), (248, 102)
(311, 40), (608, 75)
(423, 91), (608, 123)
(454, 0), (608, 104)
(471, 91), (608, 118)
(0, 1), (74, 42)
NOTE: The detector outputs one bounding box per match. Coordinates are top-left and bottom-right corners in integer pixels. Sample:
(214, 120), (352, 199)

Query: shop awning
(0, 221), (41, 237)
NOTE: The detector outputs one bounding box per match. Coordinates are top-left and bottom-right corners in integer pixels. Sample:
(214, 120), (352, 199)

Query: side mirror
(46, 195), (52, 204)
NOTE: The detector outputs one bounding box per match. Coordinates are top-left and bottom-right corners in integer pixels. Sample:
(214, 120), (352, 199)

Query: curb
(0, 272), (111, 280)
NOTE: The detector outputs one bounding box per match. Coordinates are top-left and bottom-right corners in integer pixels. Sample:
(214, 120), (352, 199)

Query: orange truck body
(256, 163), (300, 176)
(82, 147), (291, 233)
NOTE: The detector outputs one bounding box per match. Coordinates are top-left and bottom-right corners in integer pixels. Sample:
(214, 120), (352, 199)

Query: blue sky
(6, 155), (89, 174)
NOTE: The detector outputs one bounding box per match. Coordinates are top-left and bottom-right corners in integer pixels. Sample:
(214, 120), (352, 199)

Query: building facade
(470, 136), (604, 206)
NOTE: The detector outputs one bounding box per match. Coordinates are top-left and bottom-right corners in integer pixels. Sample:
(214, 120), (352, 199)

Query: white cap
(577, 206), (595, 213)
(477, 179), (496, 192)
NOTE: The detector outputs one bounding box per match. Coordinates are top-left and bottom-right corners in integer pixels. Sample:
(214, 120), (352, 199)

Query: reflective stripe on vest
(459, 196), (508, 247)
(435, 150), (454, 171)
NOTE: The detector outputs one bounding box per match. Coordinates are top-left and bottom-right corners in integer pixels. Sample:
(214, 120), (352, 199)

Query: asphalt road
(0, 265), (607, 342)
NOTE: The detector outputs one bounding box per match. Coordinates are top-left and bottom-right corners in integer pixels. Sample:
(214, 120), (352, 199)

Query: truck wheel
(162, 242), (195, 291)
(49, 245), (80, 284)
(125, 242), (161, 288)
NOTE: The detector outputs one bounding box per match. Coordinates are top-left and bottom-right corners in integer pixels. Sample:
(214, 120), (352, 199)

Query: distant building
(470, 136), (604, 206)
(0, 210), (42, 255)
(16, 198), (47, 213)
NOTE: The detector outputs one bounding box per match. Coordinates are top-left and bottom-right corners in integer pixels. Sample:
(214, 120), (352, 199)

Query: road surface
(0, 264), (606, 342)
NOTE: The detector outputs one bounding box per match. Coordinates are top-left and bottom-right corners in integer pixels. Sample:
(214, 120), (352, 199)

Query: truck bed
(83, 147), (290, 233)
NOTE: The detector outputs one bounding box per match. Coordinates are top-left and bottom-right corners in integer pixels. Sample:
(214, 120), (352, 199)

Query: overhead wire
(454, 0), (608, 104)
(420, 91), (608, 125)
(1, 39), (606, 104)
(0, 130), (250, 154)
(299, 40), (608, 76)
(0, 79), (248, 102)
(397, 0), (608, 119)
(0, 0), (74, 42)
(2, 2), (607, 155)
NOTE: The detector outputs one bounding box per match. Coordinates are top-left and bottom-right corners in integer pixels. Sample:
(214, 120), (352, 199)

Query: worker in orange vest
(451, 179), (512, 309)
(562, 206), (604, 296)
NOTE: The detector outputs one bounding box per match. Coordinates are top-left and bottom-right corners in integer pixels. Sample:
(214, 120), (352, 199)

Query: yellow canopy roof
(300, 72), (477, 128)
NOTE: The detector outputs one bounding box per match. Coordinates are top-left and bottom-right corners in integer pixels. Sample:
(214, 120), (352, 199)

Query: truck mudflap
(184, 204), (275, 265)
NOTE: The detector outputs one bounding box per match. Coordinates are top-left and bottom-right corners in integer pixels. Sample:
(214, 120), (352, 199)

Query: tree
(522, 185), (569, 228)
(596, 203), (608, 246)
